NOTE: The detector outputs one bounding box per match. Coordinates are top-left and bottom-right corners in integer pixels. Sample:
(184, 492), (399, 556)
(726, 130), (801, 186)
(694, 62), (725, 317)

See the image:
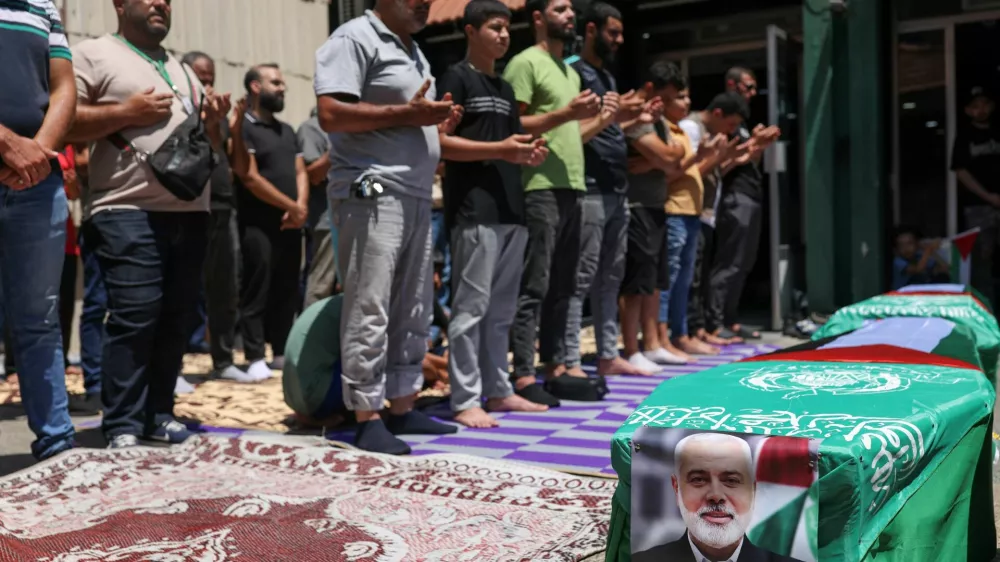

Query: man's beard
(677, 493), (752, 550)
(546, 18), (576, 42)
(595, 37), (616, 64)
(260, 92), (284, 114)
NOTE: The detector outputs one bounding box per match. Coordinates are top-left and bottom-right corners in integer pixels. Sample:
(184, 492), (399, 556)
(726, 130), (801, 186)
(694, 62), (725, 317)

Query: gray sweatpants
(564, 192), (629, 367)
(304, 226), (337, 310)
(448, 224), (527, 412)
(332, 194), (433, 411)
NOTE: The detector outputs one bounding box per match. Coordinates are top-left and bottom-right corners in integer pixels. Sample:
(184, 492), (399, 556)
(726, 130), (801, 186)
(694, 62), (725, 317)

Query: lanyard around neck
(113, 33), (194, 100)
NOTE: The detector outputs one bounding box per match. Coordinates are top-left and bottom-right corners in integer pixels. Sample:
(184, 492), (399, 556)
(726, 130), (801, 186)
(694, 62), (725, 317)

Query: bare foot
(486, 394), (549, 413)
(564, 366), (588, 378)
(663, 340), (693, 363)
(674, 336), (720, 356)
(454, 407), (500, 428)
(598, 356), (652, 376)
(713, 328), (743, 344)
(701, 331), (734, 346)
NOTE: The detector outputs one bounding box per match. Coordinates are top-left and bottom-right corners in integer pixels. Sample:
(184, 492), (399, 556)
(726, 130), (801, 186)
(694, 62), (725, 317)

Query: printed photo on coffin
(631, 427), (817, 562)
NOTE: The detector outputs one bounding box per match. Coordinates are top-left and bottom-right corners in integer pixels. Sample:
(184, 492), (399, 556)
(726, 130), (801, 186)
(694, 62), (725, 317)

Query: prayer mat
(0, 434), (615, 561)
(311, 344), (779, 475)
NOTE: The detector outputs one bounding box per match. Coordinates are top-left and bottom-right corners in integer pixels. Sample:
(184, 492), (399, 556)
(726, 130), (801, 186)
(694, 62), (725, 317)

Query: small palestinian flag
(950, 228), (980, 285)
(748, 436), (819, 561)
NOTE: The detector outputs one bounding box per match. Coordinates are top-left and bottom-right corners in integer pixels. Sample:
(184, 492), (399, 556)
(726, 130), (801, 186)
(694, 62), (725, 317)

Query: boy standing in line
(438, 0), (551, 428)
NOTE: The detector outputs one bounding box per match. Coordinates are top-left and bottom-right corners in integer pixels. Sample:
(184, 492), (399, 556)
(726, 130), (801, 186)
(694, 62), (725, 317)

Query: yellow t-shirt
(665, 120), (704, 216)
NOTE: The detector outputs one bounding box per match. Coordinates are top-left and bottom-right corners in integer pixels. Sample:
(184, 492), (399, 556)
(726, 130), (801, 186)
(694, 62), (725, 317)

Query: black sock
(516, 384), (561, 407)
(385, 410), (458, 435)
(355, 420), (411, 455)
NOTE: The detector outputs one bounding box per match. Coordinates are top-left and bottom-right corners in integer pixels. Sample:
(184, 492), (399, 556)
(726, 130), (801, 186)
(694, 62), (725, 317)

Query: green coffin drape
(607, 353), (996, 562)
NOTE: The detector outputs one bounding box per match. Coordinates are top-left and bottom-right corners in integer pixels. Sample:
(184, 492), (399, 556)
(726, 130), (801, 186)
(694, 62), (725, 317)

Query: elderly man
(314, 0), (461, 454)
(634, 433), (803, 562)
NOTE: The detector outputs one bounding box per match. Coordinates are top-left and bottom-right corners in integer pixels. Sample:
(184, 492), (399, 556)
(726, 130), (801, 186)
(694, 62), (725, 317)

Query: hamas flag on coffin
(812, 286), (1000, 379)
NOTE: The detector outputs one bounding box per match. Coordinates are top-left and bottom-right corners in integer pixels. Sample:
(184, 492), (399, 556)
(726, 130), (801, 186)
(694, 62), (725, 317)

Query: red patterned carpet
(0, 435), (615, 561)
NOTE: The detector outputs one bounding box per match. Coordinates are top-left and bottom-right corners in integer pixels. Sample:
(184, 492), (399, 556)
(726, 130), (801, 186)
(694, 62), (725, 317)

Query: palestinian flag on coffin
(891, 281), (992, 314)
(747, 436), (820, 561)
(757, 317), (985, 377)
(812, 283), (1000, 378)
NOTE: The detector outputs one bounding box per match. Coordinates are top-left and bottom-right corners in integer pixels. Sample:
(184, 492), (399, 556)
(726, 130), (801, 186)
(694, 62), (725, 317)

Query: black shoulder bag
(108, 34), (218, 201)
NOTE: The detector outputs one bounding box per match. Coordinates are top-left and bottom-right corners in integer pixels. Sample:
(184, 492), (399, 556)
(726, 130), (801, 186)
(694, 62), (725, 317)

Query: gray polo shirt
(314, 10), (440, 201)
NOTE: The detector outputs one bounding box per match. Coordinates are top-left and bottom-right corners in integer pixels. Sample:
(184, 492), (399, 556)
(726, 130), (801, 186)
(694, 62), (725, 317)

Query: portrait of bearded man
(633, 433), (805, 562)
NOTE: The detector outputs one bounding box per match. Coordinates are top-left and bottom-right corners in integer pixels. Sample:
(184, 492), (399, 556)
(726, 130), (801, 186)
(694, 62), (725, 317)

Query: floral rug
(0, 435), (615, 561)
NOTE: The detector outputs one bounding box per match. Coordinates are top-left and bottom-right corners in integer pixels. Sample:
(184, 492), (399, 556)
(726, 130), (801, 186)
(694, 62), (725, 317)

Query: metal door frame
(766, 25), (787, 331)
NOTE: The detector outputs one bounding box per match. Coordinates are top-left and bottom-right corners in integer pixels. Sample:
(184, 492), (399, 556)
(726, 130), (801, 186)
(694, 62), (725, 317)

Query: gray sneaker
(107, 434), (139, 449)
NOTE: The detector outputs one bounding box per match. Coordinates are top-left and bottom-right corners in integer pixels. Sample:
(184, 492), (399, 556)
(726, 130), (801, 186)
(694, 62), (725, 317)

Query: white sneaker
(247, 360), (273, 382)
(644, 347), (689, 365)
(107, 434), (139, 449)
(628, 352), (661, 373)
(174, 376), (196, 395)
(218, 365), (257, 384)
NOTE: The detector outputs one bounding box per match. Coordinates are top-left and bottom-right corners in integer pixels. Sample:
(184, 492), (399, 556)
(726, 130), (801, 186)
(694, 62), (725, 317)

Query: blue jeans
(659, 215), (702, 336)
(0, 174), (75, 459)
(85, 210), (209, 439)
(78, 229), (106, 395)
(430, 209), (451, 343)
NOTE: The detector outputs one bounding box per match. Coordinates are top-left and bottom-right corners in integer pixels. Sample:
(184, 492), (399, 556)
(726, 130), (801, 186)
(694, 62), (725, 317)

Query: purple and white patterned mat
(329, 343), (778, 475)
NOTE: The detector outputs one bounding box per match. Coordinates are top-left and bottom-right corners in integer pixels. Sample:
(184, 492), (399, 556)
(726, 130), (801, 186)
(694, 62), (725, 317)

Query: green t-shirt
(502, 46), (585, 192)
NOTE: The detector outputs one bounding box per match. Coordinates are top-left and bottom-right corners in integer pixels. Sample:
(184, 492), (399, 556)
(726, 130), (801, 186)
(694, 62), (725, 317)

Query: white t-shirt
(680, 115), (720, 228)
(680, 118), (703, 152)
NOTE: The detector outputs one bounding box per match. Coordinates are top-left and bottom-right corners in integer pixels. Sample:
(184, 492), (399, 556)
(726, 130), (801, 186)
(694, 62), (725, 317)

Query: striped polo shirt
(0, 0), (71, 139)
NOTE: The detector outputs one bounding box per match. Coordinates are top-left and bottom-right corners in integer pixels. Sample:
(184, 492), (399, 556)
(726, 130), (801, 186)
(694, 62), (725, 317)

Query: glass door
(893, 29), (950, 237)
(766, 25), (800, 331)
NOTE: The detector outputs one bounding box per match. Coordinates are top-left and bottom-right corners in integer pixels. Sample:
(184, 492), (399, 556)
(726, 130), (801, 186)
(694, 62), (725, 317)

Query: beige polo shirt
(73, 34), (209, 218)
(665, 120), (704, 216)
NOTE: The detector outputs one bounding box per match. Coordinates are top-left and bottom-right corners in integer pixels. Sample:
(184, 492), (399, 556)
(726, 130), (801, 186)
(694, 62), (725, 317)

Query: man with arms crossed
(315, 0), (462, 454)
(234, 63), (308, 378)
(0, 0), (76, 459)
(438, 0), (551, 428)
(504, 0), (602, 406)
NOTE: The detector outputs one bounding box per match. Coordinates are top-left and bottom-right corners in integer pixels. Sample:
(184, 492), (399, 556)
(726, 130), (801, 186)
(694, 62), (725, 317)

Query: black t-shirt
(951, 122), (1000, 209)
(438, 62), (524, 229)
(571, 59), (628, 195)
(723, 124), (763, 201)
(237, 113), (302, 228)
(210, 122), (233, 210)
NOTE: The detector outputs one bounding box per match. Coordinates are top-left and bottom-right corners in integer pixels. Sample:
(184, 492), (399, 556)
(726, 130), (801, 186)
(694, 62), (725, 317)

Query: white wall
(57, 0), (331, 128)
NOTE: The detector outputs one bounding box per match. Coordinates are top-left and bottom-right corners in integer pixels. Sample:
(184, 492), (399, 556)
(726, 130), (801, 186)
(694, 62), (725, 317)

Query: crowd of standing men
(0, 0), (779, 460)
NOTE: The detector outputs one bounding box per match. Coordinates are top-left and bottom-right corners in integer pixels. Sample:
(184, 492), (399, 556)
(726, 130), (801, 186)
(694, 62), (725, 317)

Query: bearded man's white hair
(674, 433), (754, 478)
(674, 433), (755, 549)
